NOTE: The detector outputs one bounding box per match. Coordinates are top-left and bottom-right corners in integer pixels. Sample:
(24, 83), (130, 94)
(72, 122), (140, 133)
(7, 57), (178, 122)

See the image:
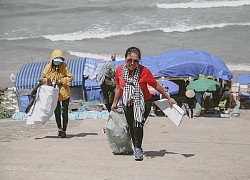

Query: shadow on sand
(144, 149), (195, 159)
(34, 132), (98, 140)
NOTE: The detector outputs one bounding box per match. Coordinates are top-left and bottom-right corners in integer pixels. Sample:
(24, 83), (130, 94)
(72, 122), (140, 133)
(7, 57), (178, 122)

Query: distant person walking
(96, 52), (116, 112)
(111, 51), (116, 61)
(111, 47), (176, 161)
(41, 50), (73, 138)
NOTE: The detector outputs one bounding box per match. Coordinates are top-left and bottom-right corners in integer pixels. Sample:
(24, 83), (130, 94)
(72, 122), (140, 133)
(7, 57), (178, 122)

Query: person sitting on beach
(219, 86), (232, 109)
(41, 50), (73, 138)
(184, 90), (196, 118)
(111, 47), (176, 161)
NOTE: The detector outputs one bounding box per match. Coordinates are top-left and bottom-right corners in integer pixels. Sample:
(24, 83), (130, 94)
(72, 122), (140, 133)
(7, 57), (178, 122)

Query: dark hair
(125, 47), (141, 59)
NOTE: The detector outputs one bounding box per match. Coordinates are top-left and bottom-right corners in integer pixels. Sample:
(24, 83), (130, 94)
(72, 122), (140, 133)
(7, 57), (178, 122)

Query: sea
(1, 0), (250, 87)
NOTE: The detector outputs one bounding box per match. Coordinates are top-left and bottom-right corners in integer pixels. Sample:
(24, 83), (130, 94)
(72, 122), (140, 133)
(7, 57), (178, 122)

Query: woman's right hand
(111, 102), (118, 110)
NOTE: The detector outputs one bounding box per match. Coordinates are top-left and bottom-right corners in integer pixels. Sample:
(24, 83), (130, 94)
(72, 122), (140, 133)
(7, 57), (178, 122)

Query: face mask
(53, 57), (63, 66)
(53, 60), (62, 66)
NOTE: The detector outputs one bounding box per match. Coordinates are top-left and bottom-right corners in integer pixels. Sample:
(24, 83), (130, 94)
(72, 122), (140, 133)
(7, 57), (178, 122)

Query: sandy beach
(1, 1), (250, 178)
(0, 109), (250, 180)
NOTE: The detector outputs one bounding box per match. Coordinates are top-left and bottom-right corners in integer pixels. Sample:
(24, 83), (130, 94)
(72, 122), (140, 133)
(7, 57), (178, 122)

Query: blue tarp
(140, 56), (161, 77)
(84, 78), (103, 102)
(114, 49), (232, 81)
(236, 74), (250, 84)
(12, 110), (109, 120)
(156, 49), (233, 81)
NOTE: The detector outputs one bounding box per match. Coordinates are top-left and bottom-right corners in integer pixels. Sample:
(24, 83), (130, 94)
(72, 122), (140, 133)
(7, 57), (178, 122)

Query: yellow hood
(41, 50), (73, 101)
(50, 50), (65, 63)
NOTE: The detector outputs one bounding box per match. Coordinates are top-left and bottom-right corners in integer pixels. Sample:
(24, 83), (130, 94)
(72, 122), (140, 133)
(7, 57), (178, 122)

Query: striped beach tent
(15, 57), (107, 111)
(15, 58), (87, 90)
(15, 58), (88, 112)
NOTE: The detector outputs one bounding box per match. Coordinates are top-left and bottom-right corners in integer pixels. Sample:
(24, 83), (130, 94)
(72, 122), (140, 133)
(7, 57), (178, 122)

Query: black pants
(124, 98), (152, 148)
(101, 82), (115, 112)
(54, 98), (70, 131)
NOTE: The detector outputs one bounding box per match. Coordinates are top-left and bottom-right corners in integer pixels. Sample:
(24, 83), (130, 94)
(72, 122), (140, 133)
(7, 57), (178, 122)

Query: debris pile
(0, 87), (18, 118)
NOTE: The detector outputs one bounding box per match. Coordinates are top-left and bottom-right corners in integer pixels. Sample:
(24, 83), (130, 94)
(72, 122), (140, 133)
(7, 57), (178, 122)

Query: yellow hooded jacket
(41, 50), (73, 101)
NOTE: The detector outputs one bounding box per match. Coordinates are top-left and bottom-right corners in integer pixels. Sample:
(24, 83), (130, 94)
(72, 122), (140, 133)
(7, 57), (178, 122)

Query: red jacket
(115, 65), (157, 101)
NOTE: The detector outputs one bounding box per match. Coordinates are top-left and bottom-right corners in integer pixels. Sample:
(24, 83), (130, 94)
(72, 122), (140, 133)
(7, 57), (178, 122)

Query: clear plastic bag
(105, 108), (133, 154)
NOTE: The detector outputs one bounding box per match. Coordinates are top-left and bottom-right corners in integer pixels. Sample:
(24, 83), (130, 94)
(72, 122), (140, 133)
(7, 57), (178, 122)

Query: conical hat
(185, 90), (195, 98)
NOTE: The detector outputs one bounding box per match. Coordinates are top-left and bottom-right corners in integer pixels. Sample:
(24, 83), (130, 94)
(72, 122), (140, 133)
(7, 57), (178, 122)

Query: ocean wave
(1, 36), (37, 41)
(3, 22), (250, 41)
(227, 63), (250, 71)
(0, 2), (52, 10)
(0, 35), (42, 41)
(43, 30), (148, 41)
(157, 0), (250, 9)
(161, 22), (250, 32)
(43, 23), (250, 41)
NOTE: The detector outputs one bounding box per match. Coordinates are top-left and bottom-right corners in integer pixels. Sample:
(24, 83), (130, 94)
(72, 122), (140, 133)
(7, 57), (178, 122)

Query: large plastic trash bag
(105, 108), (133, 155)
(25, 81), (42, 114)
(26, 85), (59, 125)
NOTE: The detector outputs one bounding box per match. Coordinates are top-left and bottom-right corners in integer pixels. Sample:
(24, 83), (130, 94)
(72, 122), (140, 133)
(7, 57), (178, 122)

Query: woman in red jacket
(111, 47), (176, 161)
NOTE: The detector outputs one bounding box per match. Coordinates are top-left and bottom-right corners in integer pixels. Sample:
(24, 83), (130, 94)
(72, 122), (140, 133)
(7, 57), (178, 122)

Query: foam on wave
(42, 30), (144, 41)
(2, 22), (250, 41)
(157, 0), (250, 9)
(161, 22), (250, 32)
(43, 23), (250, 41)
(227, 63), (250, 71)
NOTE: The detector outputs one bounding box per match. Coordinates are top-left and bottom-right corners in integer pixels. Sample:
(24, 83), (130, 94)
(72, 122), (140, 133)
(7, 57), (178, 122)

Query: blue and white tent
(15, 58), (105, 111)
(15, 58), (105, 90)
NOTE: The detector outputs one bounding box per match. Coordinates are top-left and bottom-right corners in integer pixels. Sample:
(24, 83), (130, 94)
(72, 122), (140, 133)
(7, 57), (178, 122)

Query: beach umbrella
(186, 78), (220, 92)
(157, 80), (179, 95)
(148, 80), (179, 95)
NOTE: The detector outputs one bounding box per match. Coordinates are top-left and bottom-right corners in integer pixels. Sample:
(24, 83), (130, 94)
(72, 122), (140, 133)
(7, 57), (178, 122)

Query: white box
(155, 99), (184, 126)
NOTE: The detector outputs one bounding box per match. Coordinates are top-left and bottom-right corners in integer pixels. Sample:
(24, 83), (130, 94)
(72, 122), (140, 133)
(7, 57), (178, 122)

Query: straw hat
(185, 90), (195, 98)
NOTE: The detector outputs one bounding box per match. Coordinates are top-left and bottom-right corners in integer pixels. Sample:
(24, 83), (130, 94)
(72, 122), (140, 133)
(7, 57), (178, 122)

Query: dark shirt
(221, 90), (230, 101)
(185, 97), (196, 109)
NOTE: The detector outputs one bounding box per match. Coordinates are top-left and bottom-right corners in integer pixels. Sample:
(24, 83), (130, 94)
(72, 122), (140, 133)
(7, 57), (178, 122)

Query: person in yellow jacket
(41, 50), (73, 138)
